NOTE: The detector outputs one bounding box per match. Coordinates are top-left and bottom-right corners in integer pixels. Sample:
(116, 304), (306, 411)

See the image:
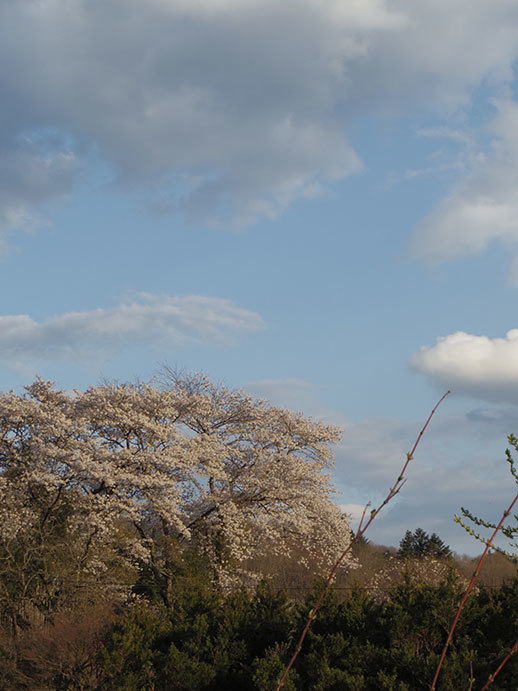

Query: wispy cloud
(0, 141), (80, 249)
(245, 378), (315, 411)
(0, 294), (265, 367)
(416, 127), (474, 146)
(410, 97), (518, 277)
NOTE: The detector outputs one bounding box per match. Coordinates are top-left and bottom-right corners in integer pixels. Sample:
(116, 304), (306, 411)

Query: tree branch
(431, 491), (518, 690)
(276, 390), (450, 690)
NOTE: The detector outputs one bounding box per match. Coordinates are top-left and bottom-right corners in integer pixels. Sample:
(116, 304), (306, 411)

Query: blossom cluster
(0, 373), (353, 583)
(367, 555), (470, 603)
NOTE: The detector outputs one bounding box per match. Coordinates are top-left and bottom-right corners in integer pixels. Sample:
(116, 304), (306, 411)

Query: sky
(2, 0), (518, 555)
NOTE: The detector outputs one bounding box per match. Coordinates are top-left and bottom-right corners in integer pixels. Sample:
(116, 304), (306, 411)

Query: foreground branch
(481, 639), (518, 690)
(430, 491), (518, 690)
(276, 391), (450, 690)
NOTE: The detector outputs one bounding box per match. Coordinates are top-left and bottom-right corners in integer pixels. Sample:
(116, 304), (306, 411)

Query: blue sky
(3, 0), (518, 555)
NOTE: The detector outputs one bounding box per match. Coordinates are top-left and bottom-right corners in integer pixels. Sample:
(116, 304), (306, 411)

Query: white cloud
(3, 1), (518, 232)
(0, 294), (265, 367)
(411, 329), (518, 404)
(409, 97), (518, 275)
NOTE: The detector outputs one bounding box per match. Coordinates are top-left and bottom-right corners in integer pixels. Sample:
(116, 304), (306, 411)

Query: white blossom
(0, 373), (353, 584)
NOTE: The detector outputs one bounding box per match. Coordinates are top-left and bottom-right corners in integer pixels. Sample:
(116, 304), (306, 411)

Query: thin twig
(468, 660), (474, 690)
(275, 391), (450, 690)
(480, 639), (518, 690)
(430, 492), (518, 690)
(355, 502), (370, 537)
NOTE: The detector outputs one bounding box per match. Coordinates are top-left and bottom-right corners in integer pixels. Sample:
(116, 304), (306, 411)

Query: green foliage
(461, 579), (518, 689)
(283, 573), (517, 689)
(99, 603), (173, 690)
(99, 576), (296, 690)
(2, 548), (518, 689)
(456, 434), (518, 561)
(252, 649), (299, 691)
(397, 528), (452, 560)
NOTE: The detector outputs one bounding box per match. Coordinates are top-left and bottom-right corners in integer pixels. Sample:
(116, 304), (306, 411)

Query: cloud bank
(410, 98), (518, 274)
(411, 330), (518, 404)
(333, 410), (516, 554)
(4, 1), (518, 235)
(0, 294), (265, 367)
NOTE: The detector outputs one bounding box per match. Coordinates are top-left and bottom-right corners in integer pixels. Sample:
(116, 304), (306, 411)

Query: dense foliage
(1, 550), (517, 690)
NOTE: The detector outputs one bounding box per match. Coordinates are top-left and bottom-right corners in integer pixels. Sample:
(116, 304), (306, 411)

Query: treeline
(1, 377), (517, 688)
(1, 543), (517, 690)
(247, 529), (518, 597)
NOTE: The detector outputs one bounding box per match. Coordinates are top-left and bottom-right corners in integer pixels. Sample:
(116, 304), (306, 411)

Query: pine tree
(397, 528), (451, 559)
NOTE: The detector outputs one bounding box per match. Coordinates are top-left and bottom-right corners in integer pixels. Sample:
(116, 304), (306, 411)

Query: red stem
(430, 492), (518, 690)
(275, 391), (450, 690)
(480, 639), (518, 690)
(468, 660), (474, 690)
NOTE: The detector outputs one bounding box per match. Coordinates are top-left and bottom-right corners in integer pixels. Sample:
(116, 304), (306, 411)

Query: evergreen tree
(397, 528), (452, 559)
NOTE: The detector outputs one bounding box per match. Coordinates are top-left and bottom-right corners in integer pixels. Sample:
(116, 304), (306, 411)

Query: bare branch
(431, 491), (518, 690)
(276, 390), (450, 690)
(481, 639), (518, 690)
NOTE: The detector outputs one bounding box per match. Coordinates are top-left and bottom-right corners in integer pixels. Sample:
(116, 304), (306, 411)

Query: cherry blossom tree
(0, 373), (352, 612)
